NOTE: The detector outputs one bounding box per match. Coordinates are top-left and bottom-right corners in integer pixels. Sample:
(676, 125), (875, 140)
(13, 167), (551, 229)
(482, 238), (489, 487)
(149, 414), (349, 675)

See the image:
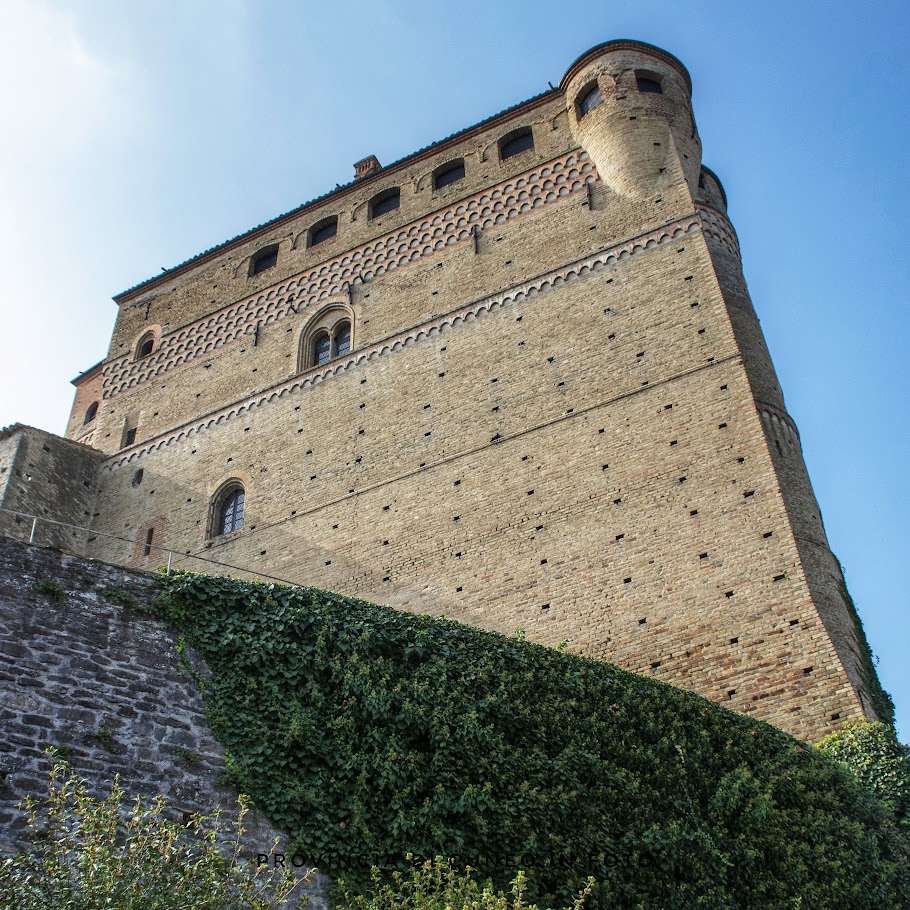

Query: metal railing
(0, 507), (304, 588)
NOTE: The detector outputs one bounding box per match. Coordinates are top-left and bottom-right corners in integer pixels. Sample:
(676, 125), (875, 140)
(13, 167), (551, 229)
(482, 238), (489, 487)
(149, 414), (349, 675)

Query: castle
(0, 40), (888, 743)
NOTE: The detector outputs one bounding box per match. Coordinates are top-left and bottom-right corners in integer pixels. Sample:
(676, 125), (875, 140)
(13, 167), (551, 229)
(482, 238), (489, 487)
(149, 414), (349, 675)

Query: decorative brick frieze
(103, 213), (705, 469)
(696, 205), (740, 259)
(758, 401), (800, 440)
(101, 153), (595, 400)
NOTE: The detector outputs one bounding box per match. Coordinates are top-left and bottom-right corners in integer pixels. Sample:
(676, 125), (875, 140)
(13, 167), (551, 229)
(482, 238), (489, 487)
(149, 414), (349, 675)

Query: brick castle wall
(22, 40), (880, 743)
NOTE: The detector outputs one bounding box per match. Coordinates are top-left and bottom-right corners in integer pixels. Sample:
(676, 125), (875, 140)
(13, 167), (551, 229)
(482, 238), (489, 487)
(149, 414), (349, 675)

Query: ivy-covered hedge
(153, 574), (910, 910)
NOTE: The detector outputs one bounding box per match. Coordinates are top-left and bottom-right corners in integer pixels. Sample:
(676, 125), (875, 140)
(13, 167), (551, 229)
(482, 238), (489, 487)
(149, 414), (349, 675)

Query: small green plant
(34, 578), (65, 602)
(0, 761), (303, 910)
(176, 746), (202, 765)
(48, 742), (74, 759)
(339, 856), (594, 910)
(836, 574), (896, 725)
(94, 724), (117, 752)
(99, 584), (138, 607)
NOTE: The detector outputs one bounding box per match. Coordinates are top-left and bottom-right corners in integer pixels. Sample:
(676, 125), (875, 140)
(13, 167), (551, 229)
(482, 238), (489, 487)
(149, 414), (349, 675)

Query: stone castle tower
(0, 40), (889, 742)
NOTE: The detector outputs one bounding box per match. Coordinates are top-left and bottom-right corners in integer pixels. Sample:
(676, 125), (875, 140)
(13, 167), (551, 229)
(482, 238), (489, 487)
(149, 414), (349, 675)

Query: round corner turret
(561, 40), (701, 199)
(696, 165), (728, 214)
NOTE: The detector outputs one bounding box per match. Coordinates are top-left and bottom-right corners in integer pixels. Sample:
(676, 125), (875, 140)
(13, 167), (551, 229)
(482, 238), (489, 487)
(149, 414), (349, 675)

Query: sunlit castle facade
(0, 40), (889, 743)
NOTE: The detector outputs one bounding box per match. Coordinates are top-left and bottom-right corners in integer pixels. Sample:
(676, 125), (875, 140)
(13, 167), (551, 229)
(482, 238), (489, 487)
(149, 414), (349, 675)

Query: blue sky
(1, 0), (907, 737)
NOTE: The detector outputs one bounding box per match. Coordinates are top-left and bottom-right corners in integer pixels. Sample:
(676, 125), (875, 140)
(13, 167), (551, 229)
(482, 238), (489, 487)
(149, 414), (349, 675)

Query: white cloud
(0, 0), (114, 146)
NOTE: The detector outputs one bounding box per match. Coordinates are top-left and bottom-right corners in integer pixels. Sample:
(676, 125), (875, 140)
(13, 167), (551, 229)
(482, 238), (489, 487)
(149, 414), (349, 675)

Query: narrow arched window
(577, 83), (602, 117)
(313, 332), (331, 365)
(434, 161), (465, 190)
(136, 332), (155, 359)
(636, 75), (663, 94)
(333, 321), (351, 357)
(217, 486), (245, 535)
(83, 401), (99, 424)
(309, 217), (338, 247)
(499, 128), (534, 160)
(370, 188), (400, 219)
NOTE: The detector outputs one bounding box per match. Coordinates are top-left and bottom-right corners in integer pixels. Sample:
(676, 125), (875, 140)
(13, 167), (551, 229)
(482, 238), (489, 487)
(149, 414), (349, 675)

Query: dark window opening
(578, 83), (602, 117)
(136, 333), (155, 359)
(218, 486), (245, 535)
(636, 75), (663, 94)
(309, 217), (338, 247)
(250, 244), (279, 275)
(143, 528), (154, 557)
(313, 332), (331, 365)
(124, 428), (137, 447)
(499, 129), (534, 160)
(434, 161), (465, 190)
(370, 188), (400, 219)
(132, 469), (144, 487)
(84, 401), (99, 424)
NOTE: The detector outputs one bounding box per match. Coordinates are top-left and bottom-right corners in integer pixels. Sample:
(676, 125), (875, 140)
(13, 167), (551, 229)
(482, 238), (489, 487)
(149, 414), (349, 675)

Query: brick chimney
(353, 155), (382, 180)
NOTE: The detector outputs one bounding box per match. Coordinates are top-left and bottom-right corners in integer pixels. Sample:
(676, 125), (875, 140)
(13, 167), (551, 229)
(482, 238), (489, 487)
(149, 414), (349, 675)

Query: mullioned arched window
(299, 304), (355, 371)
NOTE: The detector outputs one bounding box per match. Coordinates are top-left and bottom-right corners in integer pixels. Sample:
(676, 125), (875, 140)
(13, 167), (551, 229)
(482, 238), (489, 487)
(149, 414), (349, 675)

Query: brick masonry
(0, 40), (884, 744)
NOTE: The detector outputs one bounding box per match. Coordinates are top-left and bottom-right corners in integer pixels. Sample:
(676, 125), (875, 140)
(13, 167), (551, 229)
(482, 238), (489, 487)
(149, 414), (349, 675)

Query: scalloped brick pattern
(101, 153), (595, 400)
(104, 212), (704, 469)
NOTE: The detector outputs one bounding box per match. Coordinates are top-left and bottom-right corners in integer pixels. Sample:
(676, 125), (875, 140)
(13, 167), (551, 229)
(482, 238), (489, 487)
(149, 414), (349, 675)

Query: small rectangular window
(125, 428), (137, 447)
(499, 129), (534, 160)
(636, 76), (663, 94)
(309, 218), (338, 247)
(251, 245), (278, 275)
(143, 528), (154, 557)
(434, 161), (465, 189)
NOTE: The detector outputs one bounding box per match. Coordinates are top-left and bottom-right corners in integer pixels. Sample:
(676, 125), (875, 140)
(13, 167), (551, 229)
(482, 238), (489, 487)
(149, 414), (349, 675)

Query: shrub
(339, 855), (594, 910)
(818, 720), (910, 828)
(0, 761), (302, 910)
(151, 572), (910, 910)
